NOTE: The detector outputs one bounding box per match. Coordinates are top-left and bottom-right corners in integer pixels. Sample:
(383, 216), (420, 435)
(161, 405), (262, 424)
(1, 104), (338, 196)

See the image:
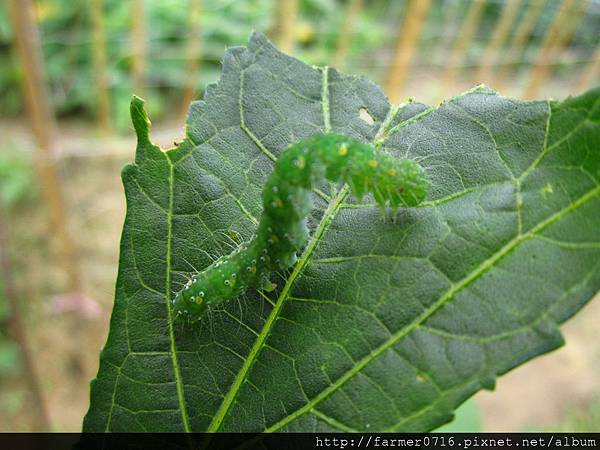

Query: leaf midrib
(206, 65), (339, 432)
(165, 160), (192, 432)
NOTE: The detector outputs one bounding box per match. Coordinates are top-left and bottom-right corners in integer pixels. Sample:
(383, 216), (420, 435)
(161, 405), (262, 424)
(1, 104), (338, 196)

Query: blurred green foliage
(0, 144), (36, 381)
(0, 0), (598, 130)
(0, 151), (36, 208)
(0, 0), (275, 127)
(436, 399), (482, 432)
(543, 398), (600, 432)
(0, 309), (21, 379)
(1, 0), (388, 129)
(0, 149), (34, 383)
(0, 289), (23, 423)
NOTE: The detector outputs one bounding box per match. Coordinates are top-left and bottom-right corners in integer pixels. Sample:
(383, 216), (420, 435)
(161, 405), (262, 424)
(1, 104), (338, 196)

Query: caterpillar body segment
(173, 133), (428, 320)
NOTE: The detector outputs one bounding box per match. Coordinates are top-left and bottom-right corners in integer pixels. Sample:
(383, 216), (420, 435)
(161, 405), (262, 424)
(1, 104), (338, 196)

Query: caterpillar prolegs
(173, 133), (428, 321)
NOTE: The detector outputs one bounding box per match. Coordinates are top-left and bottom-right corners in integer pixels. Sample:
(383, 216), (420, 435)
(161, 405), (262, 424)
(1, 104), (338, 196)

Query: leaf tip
(249, 30), (268, 45)
(130, 95), (152, 146)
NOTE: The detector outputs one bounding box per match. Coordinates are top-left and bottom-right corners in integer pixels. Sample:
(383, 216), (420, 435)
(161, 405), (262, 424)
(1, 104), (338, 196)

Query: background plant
(0, 0), (598, 127)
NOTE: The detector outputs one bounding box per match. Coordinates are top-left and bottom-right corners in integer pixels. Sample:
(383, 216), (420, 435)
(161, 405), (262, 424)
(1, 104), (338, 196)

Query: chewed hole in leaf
(359, 107), (375, 125)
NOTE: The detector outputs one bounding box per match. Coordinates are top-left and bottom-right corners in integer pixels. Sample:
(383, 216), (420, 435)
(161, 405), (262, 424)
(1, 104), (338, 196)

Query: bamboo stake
(475, 0), (521, 83)
(91, 0), (111, 132)
(179, 0), (203, 122)
(557, 1), (589, 56)
(494, 0), (547, 91)
(131, 0), (146, 95)
(7, 0), (81, 294)
(522, 0), (577, 99)
(385, 0), (432, 103)
(504, 0), (547, 65)
(0, 209), (52, 431)
(332, 0), (363, 70)
(273, 0), (298, 54)
(436, 0), (469, 61)
(577, 45), (600, 92)
(439, 0), (487, 97)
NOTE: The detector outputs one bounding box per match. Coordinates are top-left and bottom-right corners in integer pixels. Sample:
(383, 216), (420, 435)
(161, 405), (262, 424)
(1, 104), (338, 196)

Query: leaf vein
(264, 184), (600, 432)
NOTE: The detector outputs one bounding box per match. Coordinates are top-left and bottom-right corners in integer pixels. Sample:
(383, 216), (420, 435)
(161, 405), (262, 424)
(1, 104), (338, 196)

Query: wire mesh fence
(1, 0), (599, 128)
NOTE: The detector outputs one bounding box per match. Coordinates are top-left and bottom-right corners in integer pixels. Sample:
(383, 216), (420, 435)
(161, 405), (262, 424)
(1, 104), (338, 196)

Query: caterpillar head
(392, 159), (428, 207)
(369, 157), (428, 208)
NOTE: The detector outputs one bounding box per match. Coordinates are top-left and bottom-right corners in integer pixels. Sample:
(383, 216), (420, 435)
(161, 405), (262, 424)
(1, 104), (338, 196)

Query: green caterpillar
(173, 133), (428, 320)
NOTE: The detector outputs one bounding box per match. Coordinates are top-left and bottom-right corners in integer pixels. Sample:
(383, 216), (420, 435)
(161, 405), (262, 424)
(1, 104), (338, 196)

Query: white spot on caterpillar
(359, 107), (375, 125)
(232, 273), (236, 278)
(272, 186), (278, 193)
(198, 291), (204, 297)
(224, 279), (230, 285)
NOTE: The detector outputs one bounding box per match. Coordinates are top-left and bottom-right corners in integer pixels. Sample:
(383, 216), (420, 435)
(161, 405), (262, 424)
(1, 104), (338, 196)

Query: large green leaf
(83, 32), (600, 432)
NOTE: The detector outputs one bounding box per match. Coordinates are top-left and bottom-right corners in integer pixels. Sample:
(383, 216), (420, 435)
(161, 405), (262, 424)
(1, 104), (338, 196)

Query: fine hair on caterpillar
(173, 133), (429, 322)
